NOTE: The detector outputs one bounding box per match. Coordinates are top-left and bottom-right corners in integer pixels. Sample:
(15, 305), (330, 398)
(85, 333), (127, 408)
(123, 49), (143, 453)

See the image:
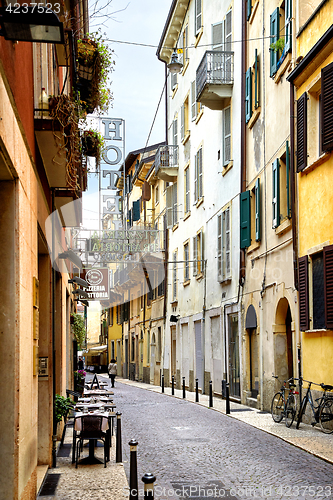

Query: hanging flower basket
(77, 38), (98, 80)
(81, 130), (105, 166)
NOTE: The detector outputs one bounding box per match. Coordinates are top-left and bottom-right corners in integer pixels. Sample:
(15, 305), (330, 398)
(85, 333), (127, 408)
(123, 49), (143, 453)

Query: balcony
(155, 145), (178, 182)
(196, 51), (234, 110)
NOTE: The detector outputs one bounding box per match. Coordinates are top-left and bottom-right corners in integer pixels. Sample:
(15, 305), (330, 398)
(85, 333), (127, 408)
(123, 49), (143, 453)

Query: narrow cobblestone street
(115, 381), (333, 500)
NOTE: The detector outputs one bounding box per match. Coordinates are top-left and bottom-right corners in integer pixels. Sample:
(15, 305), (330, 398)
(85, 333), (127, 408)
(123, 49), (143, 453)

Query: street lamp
(0, 6), (64, 44)
(69, 277), (89, 288)
(167, 49), (183, 74)
(72, 289), (89, 299)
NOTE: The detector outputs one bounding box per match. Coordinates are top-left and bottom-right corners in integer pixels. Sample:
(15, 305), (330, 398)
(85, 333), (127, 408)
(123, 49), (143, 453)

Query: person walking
(108, 358), (117, 388)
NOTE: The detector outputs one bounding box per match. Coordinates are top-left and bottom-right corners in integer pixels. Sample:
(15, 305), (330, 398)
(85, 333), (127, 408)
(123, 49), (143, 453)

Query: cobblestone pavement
(113, 379), (333, 500)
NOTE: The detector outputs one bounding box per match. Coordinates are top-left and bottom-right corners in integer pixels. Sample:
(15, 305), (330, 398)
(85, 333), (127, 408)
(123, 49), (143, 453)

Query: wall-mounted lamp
(69, 277), (89, 288)
(72, 289), (89, 299)
(0, 6), (64, 44)
(167, 49), (183, 74)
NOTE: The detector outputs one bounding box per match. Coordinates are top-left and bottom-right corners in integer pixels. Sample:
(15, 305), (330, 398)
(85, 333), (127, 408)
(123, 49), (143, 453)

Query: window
(171, 72), (177, 92)
(191, 81), (202, 121)
(172, 250), (178, 301)
(195, 0), (202, 35)
(179, 25), (189, 67)
(184, 166), (190, 214)
(166, 183), (178, 228)
(212, 22), (223, 50)
(321, 62), (333, 152)
(223, 106), (231, 165)
(298, 246), (333, 330)
(155, 185), (159, 205)
(272, 143), (291, 228)
(240, 191), (251, 249)
(173, 117), (178, 147)
(109, 307), (113, 327)
(193, 230), (204, 276)
(181, 95), (190, 142)
(217, 207), (231, 281)
(245, 50), (260, 125)
(184, 241), (190, 282)
(247, 0), (252, 20)
(157, 327), (162, 362)
(269, 7), (279, 77)
(194, 147), (203, 203)
(284, 0), (292, 53)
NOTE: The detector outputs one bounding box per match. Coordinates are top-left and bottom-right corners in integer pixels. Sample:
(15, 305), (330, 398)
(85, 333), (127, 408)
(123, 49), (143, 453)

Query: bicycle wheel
(285, 393), (297, 428)
(271, 392), (284, 423)
(319, 399), (333, 434)
(296, 397), (307, 429)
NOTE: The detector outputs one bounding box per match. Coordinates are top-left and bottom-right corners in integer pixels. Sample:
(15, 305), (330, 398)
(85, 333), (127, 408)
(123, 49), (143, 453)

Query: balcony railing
(155, 145), (179, 182)
(196, 50), (234, 104)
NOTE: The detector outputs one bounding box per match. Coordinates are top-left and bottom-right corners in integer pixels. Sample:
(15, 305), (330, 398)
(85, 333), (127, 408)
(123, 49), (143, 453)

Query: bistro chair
(60, 403), (75, 447)
(75, 415), (107, 468)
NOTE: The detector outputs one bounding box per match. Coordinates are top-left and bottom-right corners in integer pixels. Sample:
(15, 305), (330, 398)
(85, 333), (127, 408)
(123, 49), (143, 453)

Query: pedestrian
(108, 358), (117, 388)
(78, 357), (84, 370)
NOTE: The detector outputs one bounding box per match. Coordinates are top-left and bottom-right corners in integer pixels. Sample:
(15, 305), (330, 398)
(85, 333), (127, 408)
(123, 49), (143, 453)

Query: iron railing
(196, 50), (234, 100)
(155, 145), (179, 176)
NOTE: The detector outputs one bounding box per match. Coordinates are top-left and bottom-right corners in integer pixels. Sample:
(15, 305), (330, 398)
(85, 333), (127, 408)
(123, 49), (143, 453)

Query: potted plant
(77, 38), (98, 81)
(74, 369), (86, 394)
(55, 394), (73, 424)
(81, 130), (105, 164)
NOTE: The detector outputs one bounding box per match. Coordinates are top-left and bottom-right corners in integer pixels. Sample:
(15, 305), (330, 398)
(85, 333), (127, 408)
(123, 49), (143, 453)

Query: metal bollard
(171, 375), (174, 395)
(182, 377), (186, 399)
(225, 382), (230, 415)
(142, 473), (156, 500)
(129, 440), (138, 500)
(209, 380), (213, 407)
(116, 412), (122, 463)
(195, 378), (199, 402)
(161, 374), (164, 393)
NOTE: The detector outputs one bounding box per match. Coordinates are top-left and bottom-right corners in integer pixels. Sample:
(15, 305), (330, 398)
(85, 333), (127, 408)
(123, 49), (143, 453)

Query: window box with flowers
(74, 369), (86, 394)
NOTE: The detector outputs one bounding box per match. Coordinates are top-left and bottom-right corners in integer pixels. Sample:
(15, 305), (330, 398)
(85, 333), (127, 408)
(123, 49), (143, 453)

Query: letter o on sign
(103, 145), (122, 165)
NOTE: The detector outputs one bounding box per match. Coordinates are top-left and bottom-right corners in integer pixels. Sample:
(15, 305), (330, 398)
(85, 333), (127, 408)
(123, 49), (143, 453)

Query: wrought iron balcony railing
(196, 50), (234, 101)
(155, 145), (179, 181)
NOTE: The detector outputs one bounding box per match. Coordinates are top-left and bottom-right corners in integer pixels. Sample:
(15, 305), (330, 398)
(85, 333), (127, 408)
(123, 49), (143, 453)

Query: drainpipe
(289, 82), (298, 291)
(51, 189), (57, 468)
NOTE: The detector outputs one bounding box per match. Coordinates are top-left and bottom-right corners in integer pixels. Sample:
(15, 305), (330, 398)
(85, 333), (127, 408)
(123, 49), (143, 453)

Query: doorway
(228, 314), (240, 398)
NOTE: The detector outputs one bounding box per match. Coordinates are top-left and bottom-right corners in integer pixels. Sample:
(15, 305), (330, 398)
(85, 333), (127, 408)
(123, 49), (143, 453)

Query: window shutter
(181, 103), (185, 141)
(191, 81), (197, 121)
(173, 118), (178, 146)
(185, 168), (190, 213)
(245, 67), (252, 123)
(200, 231), (204, 274)
(296, 93), (307, 171)
(225, 208), (230, 277)
(272, 159), (280, 228)
(217, 215), (222, 279)
(247, 0), (252, 20)
(321, 62), (333, 152)
(185, 25), (189, 62)
(285, 0), (292, 53)
(225, 10), (232, 52)
(198, 147), (203, 198)
(240, 191), (251, 248)
(142, 181), (151, 202)
(254, 49), (259, 109)
(324, 245), (333, 329)
(195, 0), (202, 34)
(255, 178), (261, 241)
(298, 256), (309, 331)
(270, 7), (279, 77)
(179, 30), (183, 66)
(286, 140), (291, 218)
(173, 182), (178, 225)
(193, 236), (198, 276)
(132, 200), (140, 221)
(223, 106), (231, 165)
(173, 251), (177, 300)
(212, 22), (223, 50)
(166, 185), (173, 228)
(171, 72), (177, 91)
(194, 152), (198, 202)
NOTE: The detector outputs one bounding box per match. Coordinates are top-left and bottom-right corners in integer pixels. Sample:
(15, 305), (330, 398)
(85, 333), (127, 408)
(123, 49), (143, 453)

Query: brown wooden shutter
(298, 255), (309, 331)
(321, 62), (333, 152)
(142, 181), (151, 201)
(296, 93), (307, 172)
(324, 245), (333, 329)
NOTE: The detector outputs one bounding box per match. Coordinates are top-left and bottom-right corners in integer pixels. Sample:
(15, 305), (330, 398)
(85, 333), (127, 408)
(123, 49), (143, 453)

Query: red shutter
(296, 93), (307, 172)
(324, 245), (333, 329)
(321, 62), (333, 152)
(298, 256), (309, 331)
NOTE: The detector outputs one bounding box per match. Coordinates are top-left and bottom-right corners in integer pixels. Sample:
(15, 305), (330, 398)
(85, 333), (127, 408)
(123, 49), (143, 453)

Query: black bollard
(116, 412), (122, 463)
(209, 380), (213, 407)
(161, 373), (164, 393)
(172, 375), (175, 395)
(195, 378), (199, 402)
(129, 440), (138, 500)
(182, 377), (186, 399)
(142, 473), (156, 500)
(225, 383), (230, 415)
(222, 379), (226, 399)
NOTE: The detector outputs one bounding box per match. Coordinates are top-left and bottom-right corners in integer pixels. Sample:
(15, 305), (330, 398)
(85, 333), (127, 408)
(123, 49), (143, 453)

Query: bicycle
(271, 376), (298, 428)
(296, 378), (333, 433)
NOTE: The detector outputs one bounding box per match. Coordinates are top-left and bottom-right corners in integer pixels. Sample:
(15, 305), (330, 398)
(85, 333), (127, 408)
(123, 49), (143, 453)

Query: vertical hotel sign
(99, 118), (125, 230)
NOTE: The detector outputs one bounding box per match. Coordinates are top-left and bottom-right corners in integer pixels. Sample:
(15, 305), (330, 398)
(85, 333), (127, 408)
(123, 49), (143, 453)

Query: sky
(89, 0), (172, 155)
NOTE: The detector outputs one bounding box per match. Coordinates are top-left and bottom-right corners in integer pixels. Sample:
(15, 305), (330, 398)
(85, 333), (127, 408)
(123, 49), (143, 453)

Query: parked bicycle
(271, 376), (298, 428)
(296, 378), (333, 433)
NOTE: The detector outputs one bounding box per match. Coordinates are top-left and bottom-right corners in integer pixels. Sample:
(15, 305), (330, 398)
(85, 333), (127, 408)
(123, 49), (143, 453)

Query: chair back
(80, 415), (103, 439)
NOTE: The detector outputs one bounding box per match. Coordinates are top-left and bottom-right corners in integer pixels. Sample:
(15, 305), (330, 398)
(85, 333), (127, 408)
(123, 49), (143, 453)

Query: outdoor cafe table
(84, 389), (114, 397)
(72, 411), (116, 465)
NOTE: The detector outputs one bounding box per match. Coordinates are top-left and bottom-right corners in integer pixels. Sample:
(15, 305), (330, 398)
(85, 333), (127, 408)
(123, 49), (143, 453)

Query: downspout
(162, 61), (168, 384)
(51, 189), (57, 468)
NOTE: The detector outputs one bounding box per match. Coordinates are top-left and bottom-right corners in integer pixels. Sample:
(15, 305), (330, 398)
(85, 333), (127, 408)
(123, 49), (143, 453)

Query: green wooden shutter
(240, 191), (251, 248)
(285, 0), (292, 53)
(321, 62), (333, 152)
(247, 0), (252, 20)
(245, 67), (252, 123)
(270, 8), (279, 77)
(255, 178), (261, 241)
(286, 140), (291, 218)
(254, 49), (259, 109)
(298, 256), (309, 331)
(132, 200), (140, 221)
(272, 159), (280, 228)
(296, 93), (307, 171)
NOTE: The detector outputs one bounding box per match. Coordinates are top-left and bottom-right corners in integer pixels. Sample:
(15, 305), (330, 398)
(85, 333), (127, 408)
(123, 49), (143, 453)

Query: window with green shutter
(132, 199), (140, 221)
(270, 8), (279, 77)
(254, 49), (259, 109)
(240, 191), (251, 249)
(285, 0), (292, 53)
(255, 178), (261, 241)
(245, 68), (252, 123)
(272, 159), (280, 228)
(247, 0), (252, 21)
